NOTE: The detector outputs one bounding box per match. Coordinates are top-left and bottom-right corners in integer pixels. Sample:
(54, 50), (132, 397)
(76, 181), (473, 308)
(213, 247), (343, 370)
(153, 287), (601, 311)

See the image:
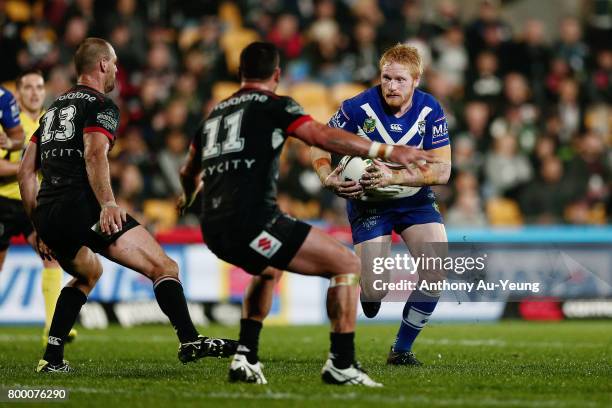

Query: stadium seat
(218, 1), (243, 30)
(0, 81), (17, 94)
(275, 83), (289, 96)
(288, 82), (329, 107)
(486, 198), (524, 226)
(212, 81), (240, 101)
(302, 102), (336, 123)
(5, 0), (32, 22)
(330, 83), (367, 108)
(177, 26), (200, 51)
(220, 28), (260, 75)
(143, 199), (178, 232)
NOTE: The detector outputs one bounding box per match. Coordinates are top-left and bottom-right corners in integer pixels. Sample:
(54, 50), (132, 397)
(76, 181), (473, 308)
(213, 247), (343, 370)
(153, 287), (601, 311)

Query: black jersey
(31, 85), (120, 206)
(192, 88), (311, 230)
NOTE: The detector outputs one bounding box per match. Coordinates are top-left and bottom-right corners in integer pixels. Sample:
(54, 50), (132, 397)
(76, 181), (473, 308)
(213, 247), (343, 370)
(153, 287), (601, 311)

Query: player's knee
(339, 250), (361, 277)
(260, 267), (282, 282)
(361, 283), (387, 302)
(149, 256), (178, 281)
(328, 251), (361, 287)
(81, 259), (103, 290)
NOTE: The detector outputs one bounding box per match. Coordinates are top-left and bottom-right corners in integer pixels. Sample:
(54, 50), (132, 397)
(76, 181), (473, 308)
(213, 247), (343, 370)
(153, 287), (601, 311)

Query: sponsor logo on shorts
(249, 231), (282, 259)
(362, 215), (380, 231)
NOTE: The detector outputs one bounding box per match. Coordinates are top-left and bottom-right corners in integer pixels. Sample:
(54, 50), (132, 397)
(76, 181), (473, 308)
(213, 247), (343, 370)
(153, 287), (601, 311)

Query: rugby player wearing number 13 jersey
(179, 42), (439, 386)
(19, 38), (237, 373)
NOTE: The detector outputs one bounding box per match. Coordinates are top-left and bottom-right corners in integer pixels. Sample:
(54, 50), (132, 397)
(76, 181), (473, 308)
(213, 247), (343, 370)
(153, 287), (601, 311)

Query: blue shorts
(346, 189), (443, 244)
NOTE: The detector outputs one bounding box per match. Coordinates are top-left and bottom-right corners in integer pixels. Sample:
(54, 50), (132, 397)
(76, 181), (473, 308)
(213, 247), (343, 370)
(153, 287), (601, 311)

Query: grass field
(0, 321), (610, 407)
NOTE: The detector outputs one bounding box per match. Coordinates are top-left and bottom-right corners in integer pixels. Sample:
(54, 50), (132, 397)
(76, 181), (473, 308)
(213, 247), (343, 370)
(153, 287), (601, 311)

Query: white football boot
(228, 353), (268, 384)
(321, 358), (382, 387)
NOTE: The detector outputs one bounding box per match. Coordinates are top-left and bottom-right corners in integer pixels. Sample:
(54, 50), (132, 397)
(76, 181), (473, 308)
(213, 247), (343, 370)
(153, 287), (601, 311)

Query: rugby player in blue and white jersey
(311, 44), (452, 366)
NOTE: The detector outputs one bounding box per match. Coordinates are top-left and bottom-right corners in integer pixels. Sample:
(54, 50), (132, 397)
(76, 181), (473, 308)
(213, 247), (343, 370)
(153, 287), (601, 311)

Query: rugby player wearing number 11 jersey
(179, 42), (440, 386)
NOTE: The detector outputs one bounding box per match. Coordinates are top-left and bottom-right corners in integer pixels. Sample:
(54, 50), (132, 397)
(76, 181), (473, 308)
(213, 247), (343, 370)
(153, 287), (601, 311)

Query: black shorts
(0, 196), (33, 250)
(202, 213), (312, 275)
(32, 190), (140, 261)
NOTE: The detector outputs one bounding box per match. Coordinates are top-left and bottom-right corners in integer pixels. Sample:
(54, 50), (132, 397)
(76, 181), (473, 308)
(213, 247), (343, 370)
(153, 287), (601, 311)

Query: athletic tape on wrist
(384, 145), (394, 160)
(313, 157), (331, 171)
(330, 273), (359, 287)
(368, 142), (381, 159)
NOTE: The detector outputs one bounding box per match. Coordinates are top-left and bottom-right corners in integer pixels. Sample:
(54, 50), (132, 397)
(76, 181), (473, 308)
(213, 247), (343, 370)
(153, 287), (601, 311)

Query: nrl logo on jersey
(363, 117), (376, 133)
(417, 120), (426, 136)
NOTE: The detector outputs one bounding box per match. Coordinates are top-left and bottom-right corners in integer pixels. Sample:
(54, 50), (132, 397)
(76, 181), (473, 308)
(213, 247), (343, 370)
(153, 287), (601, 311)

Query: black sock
(237, 318), (262, 364)
(43, 286), (87, 365)
(153, 277), (199, 343)
(330, 332), (355, 369)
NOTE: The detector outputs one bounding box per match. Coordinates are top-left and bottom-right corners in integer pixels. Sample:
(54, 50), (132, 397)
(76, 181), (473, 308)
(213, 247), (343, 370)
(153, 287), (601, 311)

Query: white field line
(0, 334), (606, 349)
(52, 386), (605, 407)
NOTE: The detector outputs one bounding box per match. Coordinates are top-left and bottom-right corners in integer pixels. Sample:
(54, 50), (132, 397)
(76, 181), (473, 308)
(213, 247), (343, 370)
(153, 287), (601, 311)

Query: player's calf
(146, 255), (179, 282)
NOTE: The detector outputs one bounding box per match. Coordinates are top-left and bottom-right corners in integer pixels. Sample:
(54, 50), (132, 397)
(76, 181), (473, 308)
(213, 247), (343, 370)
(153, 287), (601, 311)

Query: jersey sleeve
(84, 99), (120, 144)
(29, 126), (40, 144)
(0, 90), (21, 130)
(423, 100), (450, 150)
(327, 100), (358, 134)
(276, 97), (313, 135)
(327, 100), (357, 133)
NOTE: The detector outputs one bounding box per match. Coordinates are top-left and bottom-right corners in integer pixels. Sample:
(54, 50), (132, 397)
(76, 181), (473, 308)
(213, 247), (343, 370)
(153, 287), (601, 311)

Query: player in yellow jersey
(0, 70), (76, 344)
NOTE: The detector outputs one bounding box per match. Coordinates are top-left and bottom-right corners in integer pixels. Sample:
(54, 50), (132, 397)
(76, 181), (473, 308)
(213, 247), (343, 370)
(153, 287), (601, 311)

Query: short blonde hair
(379, 44), (423, 79)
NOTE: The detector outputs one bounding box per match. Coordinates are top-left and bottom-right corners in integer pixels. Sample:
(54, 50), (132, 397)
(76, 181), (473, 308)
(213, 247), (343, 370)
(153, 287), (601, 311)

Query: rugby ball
(338, 156), (421, 200)
(339, 156), (372, 182)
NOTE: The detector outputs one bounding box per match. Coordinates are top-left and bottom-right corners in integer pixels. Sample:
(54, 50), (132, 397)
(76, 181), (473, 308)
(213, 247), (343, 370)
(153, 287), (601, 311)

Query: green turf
(0, 321), (610, 407)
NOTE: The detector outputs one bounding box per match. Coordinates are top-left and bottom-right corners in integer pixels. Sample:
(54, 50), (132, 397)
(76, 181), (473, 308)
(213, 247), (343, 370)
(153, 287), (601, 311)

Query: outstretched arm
(362, 145), (452, 188)
(294, 120), (439, 170)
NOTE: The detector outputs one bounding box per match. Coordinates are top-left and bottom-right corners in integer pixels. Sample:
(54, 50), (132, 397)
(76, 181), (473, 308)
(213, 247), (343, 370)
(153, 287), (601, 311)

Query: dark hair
(74, 37), (112, 76)
(16, 69), (44, 88)
(239, 42), (279, 81)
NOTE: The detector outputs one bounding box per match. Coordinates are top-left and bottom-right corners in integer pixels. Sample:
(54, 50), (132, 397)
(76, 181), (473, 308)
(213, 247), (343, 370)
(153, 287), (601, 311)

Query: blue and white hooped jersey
(328, 86), (449, 205)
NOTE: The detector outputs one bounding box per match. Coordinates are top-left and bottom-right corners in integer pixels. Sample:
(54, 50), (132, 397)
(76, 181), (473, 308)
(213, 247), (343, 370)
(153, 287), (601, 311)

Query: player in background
(179, 41), (438, 386)
(0, 84), (25, 153)
(19, 38), (237, 373)
(0, 86), (26, 269)
(6, 70), (77, 345)
(311, 44), (452, 366)
(0, 85), (27, 273)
